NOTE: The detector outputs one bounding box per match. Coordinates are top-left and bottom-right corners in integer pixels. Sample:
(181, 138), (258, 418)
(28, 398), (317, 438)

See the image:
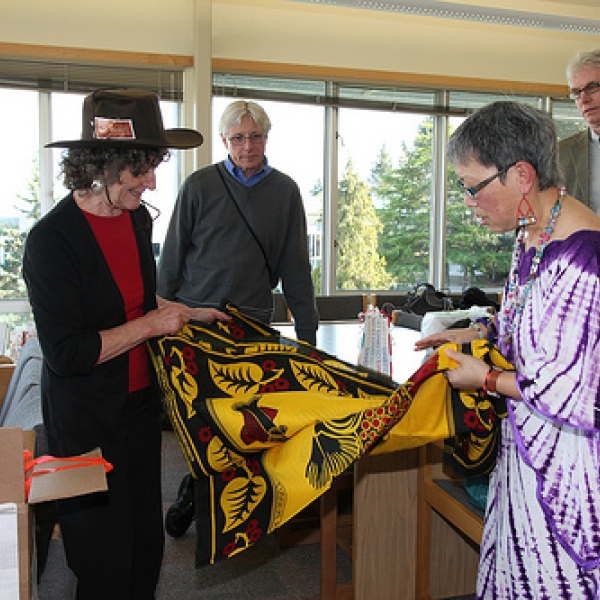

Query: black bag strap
(214, 165), (274, 283)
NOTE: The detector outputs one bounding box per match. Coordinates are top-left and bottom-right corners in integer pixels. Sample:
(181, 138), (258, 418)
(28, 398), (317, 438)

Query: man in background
(157, 99), (319, 538)
(559, 48), (600, 212)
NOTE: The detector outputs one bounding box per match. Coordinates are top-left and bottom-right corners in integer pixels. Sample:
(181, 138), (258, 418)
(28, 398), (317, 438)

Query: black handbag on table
(381, 282), (454, 331)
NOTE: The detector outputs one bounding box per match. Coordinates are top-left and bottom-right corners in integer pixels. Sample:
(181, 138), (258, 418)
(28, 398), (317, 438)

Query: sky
(1, 90), (39, 218)
(212, 97), (423, 199)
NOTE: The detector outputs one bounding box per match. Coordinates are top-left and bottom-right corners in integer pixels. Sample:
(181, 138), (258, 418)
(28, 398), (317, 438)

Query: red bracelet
(482, 367), (501, 396)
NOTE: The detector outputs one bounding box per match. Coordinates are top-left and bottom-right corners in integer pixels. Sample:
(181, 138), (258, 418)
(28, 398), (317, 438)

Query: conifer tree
(372, 118), (512, 290)
(371, 121), (433, 287)
(0, 157), (41, 298)
(336, 159), (391, 290)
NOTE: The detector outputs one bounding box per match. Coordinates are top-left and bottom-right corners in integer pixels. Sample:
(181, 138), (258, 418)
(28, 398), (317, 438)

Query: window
(0, 88), (39, 344)
(337, 107), (432, 291)
(552, 97), (588, 141)
(446, 115), (514, 293)
(0, 64), (581, 348)
(212, 73), (577, 297)
(0, 82), (185, 348)
(212, 95), (325, 292)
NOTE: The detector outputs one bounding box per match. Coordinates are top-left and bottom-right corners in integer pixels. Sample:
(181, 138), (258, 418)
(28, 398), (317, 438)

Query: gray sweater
(157, 162), (318, 344)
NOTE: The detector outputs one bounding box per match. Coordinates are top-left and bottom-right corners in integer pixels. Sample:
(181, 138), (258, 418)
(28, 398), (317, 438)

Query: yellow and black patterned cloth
(148, 304), (511, 565)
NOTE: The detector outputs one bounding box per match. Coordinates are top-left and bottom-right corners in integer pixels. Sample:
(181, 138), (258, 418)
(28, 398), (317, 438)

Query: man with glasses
(559, 48), (600, 212)
(157, 99), (319, 539)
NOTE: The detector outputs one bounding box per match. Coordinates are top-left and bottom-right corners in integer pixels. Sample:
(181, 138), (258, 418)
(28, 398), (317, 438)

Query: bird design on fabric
(305, 417), (362, 489)
(233, 396), (288, 445)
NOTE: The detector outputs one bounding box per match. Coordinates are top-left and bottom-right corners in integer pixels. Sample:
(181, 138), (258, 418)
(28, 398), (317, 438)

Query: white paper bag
(357, 307), (392, 377)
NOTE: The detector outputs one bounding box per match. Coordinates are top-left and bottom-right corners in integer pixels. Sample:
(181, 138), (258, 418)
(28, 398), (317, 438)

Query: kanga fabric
(478, 231), (600, 599)
(148, 304), (510, 566)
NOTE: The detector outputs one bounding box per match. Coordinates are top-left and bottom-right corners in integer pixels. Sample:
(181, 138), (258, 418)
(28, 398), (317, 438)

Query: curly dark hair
(59, 147), (170, 190)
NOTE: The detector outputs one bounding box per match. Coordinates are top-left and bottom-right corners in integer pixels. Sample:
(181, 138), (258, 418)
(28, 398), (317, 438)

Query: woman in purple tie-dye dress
(416, 101), (600, 598)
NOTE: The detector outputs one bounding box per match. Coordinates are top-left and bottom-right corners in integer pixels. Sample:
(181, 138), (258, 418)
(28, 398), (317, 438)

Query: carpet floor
(36, 430), (352, 599)
(35, 430), (477, 599)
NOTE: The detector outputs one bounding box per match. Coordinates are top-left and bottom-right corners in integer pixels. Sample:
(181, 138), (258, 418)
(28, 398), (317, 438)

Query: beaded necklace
(501, 187), (565, 345)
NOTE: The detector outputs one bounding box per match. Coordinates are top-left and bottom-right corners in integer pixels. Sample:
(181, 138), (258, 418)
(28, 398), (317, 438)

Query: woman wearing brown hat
(23, 89), (229, 599)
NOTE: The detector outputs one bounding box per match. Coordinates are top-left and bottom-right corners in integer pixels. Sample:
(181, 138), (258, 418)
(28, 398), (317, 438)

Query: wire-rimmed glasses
(226, 133), (266, 147)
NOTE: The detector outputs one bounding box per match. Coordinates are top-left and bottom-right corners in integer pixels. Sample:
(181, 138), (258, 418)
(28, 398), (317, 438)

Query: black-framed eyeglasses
(569, 81), (600, 101)
(456, 162), (516, 199)
(226, 133), (266, 147)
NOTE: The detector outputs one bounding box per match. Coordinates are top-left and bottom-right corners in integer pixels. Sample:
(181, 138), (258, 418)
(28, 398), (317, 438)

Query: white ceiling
(286, 0), (600, 35)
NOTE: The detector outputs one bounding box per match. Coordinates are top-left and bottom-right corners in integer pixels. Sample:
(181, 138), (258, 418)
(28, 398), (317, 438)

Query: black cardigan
(23, 194), (158, 450)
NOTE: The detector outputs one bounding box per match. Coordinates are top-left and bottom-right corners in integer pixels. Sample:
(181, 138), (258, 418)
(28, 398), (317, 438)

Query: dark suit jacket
(23, 194), (158, 451)
(559, 130), (590, 207)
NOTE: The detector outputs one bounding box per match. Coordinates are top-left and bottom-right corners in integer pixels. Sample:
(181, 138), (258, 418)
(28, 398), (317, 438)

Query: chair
(315, 295), (368, 321)
(372, 293), (408, 313)
(276, 471), (354, 600)
(415, 442), (483, 599)
(272, 293), (292, 323)
(0, 359), (15, 409)
(319, 474), (354, 599)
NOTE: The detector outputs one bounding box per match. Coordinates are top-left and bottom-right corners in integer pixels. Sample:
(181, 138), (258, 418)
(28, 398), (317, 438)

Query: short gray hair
(447, 101), (561, 191)
(566, 48), (600, 84)
(218, 100), (272, 137)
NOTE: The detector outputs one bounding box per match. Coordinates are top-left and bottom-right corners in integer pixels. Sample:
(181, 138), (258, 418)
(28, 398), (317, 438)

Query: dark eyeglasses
(456, 162), (516, 199)
(569, 81), (600, 101)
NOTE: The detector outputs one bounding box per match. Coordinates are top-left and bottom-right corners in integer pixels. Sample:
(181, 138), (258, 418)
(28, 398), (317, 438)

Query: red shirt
(84, 210), (150, 392)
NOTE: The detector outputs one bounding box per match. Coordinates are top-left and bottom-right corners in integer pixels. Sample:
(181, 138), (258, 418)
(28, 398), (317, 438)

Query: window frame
(211, 70), (573, 295)
(0, 58), (577, 323)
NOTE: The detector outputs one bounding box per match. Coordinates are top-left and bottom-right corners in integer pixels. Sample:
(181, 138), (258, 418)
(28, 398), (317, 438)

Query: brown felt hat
(46, 88), (203, 150)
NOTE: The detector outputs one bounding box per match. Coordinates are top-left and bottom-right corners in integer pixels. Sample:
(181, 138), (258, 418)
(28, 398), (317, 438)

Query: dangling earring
(91, 180), (104, 195)
(517, 194), (536, 227)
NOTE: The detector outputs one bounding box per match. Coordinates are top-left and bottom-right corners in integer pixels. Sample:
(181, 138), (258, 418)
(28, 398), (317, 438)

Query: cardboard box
(0, 427), (109, 599)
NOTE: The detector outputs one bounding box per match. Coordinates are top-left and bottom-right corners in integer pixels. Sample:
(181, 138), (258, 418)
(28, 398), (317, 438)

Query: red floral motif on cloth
(148, 304), (511, 565)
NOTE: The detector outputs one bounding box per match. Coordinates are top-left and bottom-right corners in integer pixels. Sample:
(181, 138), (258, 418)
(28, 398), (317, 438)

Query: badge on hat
(94, 118), (136, 140)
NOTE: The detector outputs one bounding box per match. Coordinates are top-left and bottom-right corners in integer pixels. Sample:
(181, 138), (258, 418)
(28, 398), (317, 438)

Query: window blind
(213, 73), (470, 117)
(0, 58), (183, 101)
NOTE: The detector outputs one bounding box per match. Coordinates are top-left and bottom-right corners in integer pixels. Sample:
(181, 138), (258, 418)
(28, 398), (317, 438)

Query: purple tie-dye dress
(477, 230), (600, 599)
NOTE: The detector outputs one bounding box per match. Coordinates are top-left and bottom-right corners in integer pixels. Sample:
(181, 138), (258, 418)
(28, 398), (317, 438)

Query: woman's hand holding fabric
(98, 304), (191, 364)
(442, 347), (488, 390)
(415, 327), (479, 352)
(189, 307), (231, 323)
(147, 303), (192, 336)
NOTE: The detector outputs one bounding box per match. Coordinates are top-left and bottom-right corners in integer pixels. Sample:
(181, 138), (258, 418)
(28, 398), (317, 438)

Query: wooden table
(275, 321), (479, 599)
(275, 320), (424, 384)
(274, 321), (425, 598)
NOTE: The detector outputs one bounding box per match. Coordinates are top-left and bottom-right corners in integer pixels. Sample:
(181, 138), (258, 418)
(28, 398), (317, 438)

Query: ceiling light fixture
(286, 0), (600, 35)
